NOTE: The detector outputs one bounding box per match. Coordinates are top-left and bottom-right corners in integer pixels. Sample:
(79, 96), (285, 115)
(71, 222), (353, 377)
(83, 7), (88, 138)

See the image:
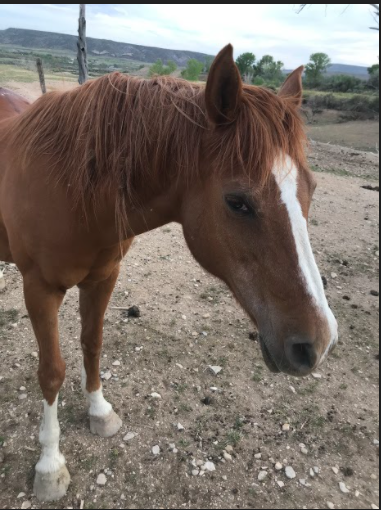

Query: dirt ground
(0, 84), (379, 510)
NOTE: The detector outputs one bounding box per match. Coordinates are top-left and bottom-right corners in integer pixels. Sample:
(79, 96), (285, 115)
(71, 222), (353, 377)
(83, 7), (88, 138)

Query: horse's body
(0, 87), (29, 118)
(0, 46), (338, 502)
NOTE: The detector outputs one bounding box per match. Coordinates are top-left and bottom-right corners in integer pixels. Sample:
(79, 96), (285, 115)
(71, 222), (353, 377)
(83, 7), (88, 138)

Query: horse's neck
(93, 181), (184, 244)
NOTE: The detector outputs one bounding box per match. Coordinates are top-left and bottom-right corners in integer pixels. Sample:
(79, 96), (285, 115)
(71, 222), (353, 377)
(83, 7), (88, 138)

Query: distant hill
(0, 28), (213, 66)
(284, 63), (370, 80)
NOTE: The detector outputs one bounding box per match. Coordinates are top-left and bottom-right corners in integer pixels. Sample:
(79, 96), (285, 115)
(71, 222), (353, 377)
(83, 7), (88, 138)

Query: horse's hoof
(34, 465), (71, 502)
(90, 410), (122, 438)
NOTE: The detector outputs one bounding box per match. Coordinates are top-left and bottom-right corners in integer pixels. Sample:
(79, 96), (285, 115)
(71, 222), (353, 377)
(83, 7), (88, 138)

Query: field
(0, 71), (379, 510)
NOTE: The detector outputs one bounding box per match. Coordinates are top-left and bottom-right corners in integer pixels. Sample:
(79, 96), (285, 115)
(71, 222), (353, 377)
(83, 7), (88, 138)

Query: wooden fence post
(36, 58), (47, 94)
(77, 4), (88, 84)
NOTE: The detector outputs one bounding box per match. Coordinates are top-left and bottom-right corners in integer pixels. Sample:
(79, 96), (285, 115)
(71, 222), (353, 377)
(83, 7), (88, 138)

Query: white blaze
(272, 156), (338, 358)
(36, 397), (66, 474)
(81, 364), (112, 417)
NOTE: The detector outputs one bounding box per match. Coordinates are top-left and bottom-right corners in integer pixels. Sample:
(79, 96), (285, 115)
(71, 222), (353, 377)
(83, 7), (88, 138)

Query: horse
(0, 87), (30, 118)
(0, 45), (338, 502)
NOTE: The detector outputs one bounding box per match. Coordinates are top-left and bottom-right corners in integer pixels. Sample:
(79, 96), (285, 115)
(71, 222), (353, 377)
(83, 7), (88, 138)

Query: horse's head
(181, 45), (338, 377)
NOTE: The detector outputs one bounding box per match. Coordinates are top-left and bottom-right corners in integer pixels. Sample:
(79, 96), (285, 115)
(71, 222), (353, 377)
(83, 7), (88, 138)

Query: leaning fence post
(36, 58), (46, 94)
(77, 4), (88, 85)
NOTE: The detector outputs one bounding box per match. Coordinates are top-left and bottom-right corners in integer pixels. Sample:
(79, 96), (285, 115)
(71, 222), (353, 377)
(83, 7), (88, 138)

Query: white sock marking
(36, 397), (66, 474)
(272, 156), (338, 357)
(81, 364), (112, 417)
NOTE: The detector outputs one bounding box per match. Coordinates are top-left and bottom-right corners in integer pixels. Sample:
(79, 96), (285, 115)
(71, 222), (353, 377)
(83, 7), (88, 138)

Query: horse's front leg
(79, 264), (123, 437)
(23, 271), (70, 502)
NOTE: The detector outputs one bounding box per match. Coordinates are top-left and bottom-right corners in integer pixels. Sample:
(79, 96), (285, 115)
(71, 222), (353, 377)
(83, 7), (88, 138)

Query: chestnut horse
(0, 45), (338, 501)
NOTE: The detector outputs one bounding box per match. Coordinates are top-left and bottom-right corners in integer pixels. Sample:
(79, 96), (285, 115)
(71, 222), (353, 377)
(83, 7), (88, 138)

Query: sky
(0, 4), (379, 68)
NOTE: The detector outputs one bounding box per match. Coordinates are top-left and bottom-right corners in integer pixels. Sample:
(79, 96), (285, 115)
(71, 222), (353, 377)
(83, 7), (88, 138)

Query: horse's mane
(8, 72), (307, 232)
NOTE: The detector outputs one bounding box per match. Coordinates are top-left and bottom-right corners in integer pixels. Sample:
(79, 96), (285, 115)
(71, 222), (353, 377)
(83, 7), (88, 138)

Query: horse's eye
(225, 195), (253, 216)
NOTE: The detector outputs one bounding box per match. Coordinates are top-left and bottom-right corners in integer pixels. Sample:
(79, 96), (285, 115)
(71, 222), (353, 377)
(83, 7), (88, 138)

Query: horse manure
(201, 396), (213, 406)
(126, 305), (141, 318)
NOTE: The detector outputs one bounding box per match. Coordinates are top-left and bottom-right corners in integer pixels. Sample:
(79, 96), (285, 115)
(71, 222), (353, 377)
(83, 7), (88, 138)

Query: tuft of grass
(226, 430), (242, 447)
(299, 382), (319, 396)
(0, 309), (19, 328)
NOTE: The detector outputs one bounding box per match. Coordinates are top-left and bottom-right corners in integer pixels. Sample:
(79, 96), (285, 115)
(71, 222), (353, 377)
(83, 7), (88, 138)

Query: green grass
(226, 430), (242, 447)
(299, 382), (319, 396)
(311, 164), (378, 181)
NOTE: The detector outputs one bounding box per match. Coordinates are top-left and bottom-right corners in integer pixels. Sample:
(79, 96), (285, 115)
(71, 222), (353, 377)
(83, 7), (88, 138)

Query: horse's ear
(205, 44), (242, 125)
(278, 66), (304, 107)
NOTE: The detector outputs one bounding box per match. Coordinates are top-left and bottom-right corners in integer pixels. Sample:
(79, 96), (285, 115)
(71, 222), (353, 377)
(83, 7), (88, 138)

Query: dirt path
(0, 141), (379, 509)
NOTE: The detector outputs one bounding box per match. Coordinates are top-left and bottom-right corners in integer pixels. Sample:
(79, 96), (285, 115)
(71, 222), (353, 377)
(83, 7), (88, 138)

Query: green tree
(149, 59), (177, 77)
(305, 53), (331, 87)
(255, 55), (284, 83)
(235, 52), (256, 79)
(181, 59), (204, 81)
(203, 56), (214, 73)
(368, 63), (379, 89)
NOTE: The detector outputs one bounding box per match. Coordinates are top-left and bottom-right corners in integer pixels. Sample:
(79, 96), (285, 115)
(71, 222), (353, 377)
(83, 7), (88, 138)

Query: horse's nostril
(288, 341), (318, 372)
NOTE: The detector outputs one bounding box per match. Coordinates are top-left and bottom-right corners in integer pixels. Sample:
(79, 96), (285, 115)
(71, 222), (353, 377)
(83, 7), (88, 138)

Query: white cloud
(0, 3), (379, 67)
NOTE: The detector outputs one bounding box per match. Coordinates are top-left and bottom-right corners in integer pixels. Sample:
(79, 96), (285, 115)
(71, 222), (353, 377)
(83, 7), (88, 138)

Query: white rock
(203, 313), (210, 319)
(19, 386), (26, 392)
(339, 482), (350, 494)
(225, 445), (234, 453)
(112, 360), (121, 366)
(123, 432), (136, 442)
(31, 352), (38, 358)
(277, 481), (285, 488)
(285, 466), (296, 479)
(371, 505), (379, 509)
(254, 453), (262, 460)
(331, 273), (338, 279)
(374, 439), (380, 446)
(223, 452), (232, 461)
(309, 468), (315, 478)
(312, 373), (322, 379)
(196, 460), (204, 467)
(19, 394), (27, 400)
(152, 445), (161, 456)
(150, 392), (162, 399)
(258, 471), (268, 482)
(21, 503), (31, 510)
(282, 423), (291, 432)
(97, 473), (107, 486)
(17, 493), (26, 499)
(314, 466), (321, 474)
(332, 467), (339, 475)
(301, 447), (309, 455)
(327, 502), (335, 510)
(299, 479), (311, 487)
(102, 371), (112, 381)
(202, 461), (216, 472)
(177, 422), (185, 431)
(208, 365), (222, 376)
(289, 386), (296, 394)
(210, 387), (218, 392)
(192, 469), (199, 476)
(275, 462), (283, 471)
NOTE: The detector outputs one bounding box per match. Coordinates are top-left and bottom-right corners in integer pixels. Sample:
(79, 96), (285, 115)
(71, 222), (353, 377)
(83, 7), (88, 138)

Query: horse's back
(0, 87), (30, 121)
